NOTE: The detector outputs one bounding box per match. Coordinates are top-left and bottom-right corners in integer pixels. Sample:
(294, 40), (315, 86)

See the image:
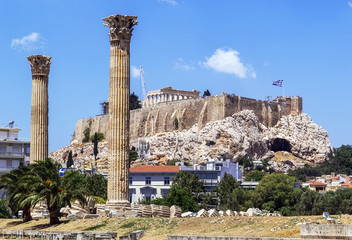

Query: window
(129, 177), (133, 184)
(12, 147), (20, 154)
(0, 146), (5, 154)
(6, 160), (12, 167)
(164, 177), (170, 185)
(145, 177), (151, 185)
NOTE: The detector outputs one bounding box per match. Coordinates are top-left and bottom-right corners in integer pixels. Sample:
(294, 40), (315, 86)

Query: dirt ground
(0, 215), (351, 240)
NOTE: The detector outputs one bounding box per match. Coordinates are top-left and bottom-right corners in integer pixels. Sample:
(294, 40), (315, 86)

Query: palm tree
(0, 164), (33, 222)
(21, 159), (87, 225)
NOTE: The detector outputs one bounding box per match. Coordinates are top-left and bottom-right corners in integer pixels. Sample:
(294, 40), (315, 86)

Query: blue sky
(1, 0), (352, 153)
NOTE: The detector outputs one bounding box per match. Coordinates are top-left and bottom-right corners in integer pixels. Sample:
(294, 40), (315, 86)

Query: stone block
(83, 214), (99, 219)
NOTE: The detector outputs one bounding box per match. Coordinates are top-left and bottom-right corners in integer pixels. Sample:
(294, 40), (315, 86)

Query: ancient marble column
(28, 55), (51, 163)
(103, 14), (137, 206)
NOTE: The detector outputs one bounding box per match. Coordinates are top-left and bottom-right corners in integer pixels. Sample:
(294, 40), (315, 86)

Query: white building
(129, 165), (185, 203)
(0, 123), (30, 176)
(128, 160), (242, 203)
(185, 159), (242, 191)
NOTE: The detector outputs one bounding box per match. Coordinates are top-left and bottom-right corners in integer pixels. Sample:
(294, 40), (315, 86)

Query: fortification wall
(71, 94), (302, 145)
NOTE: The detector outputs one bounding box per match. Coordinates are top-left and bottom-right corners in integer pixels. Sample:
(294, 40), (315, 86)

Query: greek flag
(273, 80), (283, 87)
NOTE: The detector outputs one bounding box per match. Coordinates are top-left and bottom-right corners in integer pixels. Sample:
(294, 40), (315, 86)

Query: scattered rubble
(182, 208), (281, 218)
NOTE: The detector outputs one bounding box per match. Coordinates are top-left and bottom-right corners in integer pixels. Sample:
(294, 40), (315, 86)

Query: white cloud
(173, 58), (194, 71)
(348, 1), (352, 7)
(131, 66), (140, 78)
(11, 32), (45, 51)
(200, 48), (256, 78)
(158, 0), (178, 6)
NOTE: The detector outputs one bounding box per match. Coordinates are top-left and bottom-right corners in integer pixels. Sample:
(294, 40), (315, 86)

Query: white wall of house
(129, 172), (176, 204)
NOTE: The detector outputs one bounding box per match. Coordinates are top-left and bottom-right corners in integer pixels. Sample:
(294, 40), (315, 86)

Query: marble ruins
(103, 14), (137, 208)
(28, 55), (51, 163)
(144, 87), (200, 108)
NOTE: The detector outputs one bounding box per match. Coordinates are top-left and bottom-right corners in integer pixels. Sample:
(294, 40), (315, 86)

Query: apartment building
(0, 122), (30, 176)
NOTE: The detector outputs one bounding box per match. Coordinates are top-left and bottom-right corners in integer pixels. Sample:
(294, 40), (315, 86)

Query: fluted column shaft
(104, 14), (137, 205)
(28, 55), (51, 164)
(108, 40), (130, 203)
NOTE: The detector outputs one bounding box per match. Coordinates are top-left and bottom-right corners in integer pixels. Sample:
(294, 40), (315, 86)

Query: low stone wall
(167, 236), (326, 240)
(0, 229), (117, 240)
(301, 224), (352, 239)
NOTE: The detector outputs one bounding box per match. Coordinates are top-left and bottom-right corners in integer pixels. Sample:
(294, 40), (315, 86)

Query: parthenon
(143, 87), (200, 108)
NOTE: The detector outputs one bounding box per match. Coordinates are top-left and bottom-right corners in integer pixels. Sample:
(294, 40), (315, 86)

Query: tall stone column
(28, 55), (51, 164)
(103, 14), (137, 206)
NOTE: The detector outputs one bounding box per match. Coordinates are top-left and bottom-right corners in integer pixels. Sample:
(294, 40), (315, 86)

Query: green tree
(288, 145), (352, 181)
(172, 172), (205, 197)
(83, 174), (107, 200)
(174, 118), (179, 130)
(21, 159), (87, 225)
(67, 150), (73, 168)
(296, 189), (320, 215)
(0, 199), (11, 219)
(240, 157), (254, 171)
(163, 188), (198, 212)
(82, 127), (90, 143)
(150, 171), (205, 212)
(215, 173), (239, 210)
(130, 92), (142, 110)
(246, 170), (266, 181)
(129, 150), (138, 162)
(0, 164), (33, 222)
(253, 173), (299, 215)
(90, 132), (104, 142)
(214, 173), (252, 211)
(92, 133), (99, 161)
(203, 89), (211, 97)
(167, 158), (180, 166)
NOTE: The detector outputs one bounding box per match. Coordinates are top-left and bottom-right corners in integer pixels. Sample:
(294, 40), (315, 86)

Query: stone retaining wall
(301, 224), (352, 239)
(0, 229), (117, 240)
(167, 236), (326, 240)
(71, 94), (302, 145)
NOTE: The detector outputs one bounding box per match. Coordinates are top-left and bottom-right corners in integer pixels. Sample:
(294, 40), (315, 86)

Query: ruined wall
(71, 94), (302, 145)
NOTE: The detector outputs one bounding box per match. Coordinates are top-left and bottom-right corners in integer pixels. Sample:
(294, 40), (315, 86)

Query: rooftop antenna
(140, 66), (147, 101)
(8, 121), (14, 128)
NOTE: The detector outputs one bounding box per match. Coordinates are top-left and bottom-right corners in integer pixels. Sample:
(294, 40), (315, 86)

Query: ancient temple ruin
(144, 87), (200, 108)
(103, 14), (137, 208)
(28, 55), (51, 163)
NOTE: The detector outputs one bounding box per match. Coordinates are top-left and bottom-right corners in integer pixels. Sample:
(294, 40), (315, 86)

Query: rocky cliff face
(144, 110), (332, 165)
(50, 110), (333, 171)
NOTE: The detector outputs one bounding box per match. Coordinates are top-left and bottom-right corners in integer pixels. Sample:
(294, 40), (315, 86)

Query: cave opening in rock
(270, 138), (291, 152)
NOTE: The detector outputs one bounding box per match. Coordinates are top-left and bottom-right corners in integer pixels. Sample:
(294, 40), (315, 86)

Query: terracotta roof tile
(311, 181), (327, 186)
(130, 165), (181, 173)
(341, 182), (352, 188)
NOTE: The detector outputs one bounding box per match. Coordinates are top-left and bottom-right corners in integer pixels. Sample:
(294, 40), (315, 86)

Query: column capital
(103, 14), (138, 43)
(27, 55), (51, 76)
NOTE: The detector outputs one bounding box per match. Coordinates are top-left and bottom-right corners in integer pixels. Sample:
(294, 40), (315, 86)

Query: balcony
(0, 152), (25, 158)
(0, 166), (17, 173)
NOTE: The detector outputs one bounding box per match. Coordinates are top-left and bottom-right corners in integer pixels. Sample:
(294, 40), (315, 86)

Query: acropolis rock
(50, 110), (333, 170)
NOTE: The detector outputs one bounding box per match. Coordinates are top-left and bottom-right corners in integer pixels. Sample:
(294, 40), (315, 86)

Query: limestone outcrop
(50, 110), (333, 169)
(144, 110), (332, 165)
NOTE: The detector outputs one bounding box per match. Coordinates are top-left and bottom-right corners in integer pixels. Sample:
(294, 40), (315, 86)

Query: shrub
(174, 118), (179, 130)
(82, 127), (90, 143)
(130, 150), (138, 161)
(90, 132), (104, 142)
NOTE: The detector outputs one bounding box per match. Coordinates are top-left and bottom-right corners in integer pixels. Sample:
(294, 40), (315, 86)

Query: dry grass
(0, 215), (351, 240)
